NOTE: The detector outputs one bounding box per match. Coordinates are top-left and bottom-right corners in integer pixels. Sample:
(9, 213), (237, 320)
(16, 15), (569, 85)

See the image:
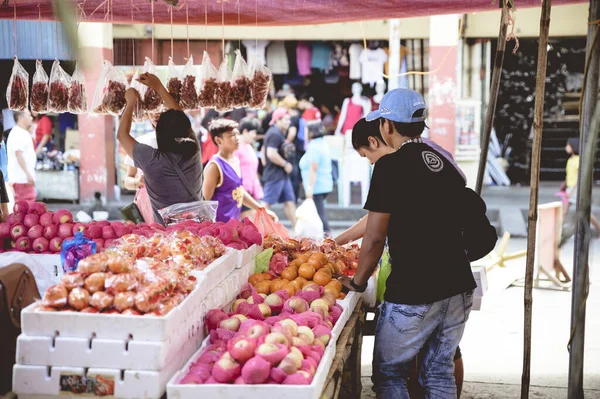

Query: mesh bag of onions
(198, 51), (218, 108)
(141, 57), (163, 113)
(166, 57), (182, 105)
(48, 59), (72, 113)
(68, 63), (88, 114)
(230, 50), (252, 109)
(129, 70), (146, 122)
(248, 56), (272, 109)
(6, 57), (29, 111)
(179, 55), (198, 111)
(30, 60), (49, 114)
(215, 57), (233, 113)
(91, 60), (129, 116)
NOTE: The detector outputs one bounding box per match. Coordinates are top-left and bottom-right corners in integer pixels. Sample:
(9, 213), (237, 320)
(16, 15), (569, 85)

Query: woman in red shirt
(32, 113), (53, 154)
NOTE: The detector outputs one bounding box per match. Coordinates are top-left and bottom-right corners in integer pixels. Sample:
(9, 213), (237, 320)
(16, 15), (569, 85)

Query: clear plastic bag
(198, 51), (218, 108)
(91, 60), (128, 116)
(31, 60), (49, 113)
(68, 62), (88, 114)
(158, 200), (218, 226)
(129, 69), (146, 122)
(167, 57), (182, 105)
(180, 55), (199, 111)
(215, 57), (233, 112)
(6, 57), (29, 111)
(230, 50), (252, 108)
(48, 59), (72, 113)
(141, 57), (163, 113)
(294, 199), (324, 240)
(248, 56), (272, 109)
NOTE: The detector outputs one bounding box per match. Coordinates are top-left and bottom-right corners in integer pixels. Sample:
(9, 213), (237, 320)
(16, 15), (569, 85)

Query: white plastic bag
(294, 199), (324, 240)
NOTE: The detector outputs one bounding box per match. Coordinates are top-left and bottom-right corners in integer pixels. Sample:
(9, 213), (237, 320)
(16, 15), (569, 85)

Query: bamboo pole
(568, 1), (600, 396)
(475, 1), (509, 195)
(521, 0), (552, 397)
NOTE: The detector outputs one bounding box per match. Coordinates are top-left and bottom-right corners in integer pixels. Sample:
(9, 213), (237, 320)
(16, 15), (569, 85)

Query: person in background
(334, 117), (466, 398)
(7, 111), (36, 202)
(202, 119), (276, 223)
(200, 109), (220, 167)
(234, 117), (263, 219)
(0, 121), (8, 181)
(2, 108), (15, 143)
(58, 113), (76, 151)
(562, 136), (600, 234)
(32, 112), (53, 154)
(299, 94), (322, 122)
(263, 108), (297, 228)
(299, 121), (333, 234)
(117, 74), (202, 226)
(0, 170), (9, 222)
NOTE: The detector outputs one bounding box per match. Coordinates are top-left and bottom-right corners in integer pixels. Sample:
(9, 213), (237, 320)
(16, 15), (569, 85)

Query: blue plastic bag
(60, 232), (97, 273)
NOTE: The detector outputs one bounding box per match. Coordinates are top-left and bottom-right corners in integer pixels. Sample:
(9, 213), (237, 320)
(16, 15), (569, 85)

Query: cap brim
(365, 110), (382, 122)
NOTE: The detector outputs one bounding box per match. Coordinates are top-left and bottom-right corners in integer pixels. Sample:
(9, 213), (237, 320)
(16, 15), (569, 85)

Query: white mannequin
(335, 82), (372, 135)
(372, 79), (387, 106)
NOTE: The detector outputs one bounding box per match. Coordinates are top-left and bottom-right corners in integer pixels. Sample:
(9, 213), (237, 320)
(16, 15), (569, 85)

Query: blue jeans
(372, 291), (474, 399)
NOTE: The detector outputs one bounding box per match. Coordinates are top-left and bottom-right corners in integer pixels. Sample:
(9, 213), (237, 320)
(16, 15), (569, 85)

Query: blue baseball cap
(366, 88), (427, 123)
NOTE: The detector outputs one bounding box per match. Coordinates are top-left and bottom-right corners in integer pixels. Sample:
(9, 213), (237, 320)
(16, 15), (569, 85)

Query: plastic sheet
(47, 59), (71, 113)
(6, 57), (29, 111)
(30, 60), (49, 113)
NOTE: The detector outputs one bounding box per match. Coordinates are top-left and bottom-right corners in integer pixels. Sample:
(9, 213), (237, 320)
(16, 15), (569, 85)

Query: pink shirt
(297, 42), (312, 76)
(234, 143), (264, 200)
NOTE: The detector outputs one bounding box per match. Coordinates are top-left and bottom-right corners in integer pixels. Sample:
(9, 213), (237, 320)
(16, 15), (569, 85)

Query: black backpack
(461, 187), (498, 261)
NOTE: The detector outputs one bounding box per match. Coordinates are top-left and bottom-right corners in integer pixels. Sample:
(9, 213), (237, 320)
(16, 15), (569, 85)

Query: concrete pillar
(427, 15), (460, 156)
(77, 23), (116, 204)
(388, 19), (401, 90)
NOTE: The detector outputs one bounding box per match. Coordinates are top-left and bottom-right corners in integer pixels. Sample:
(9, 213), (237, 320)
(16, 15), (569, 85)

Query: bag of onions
(166, 57), (182, 105)
(215, 57), (233, 113)
(68, 63), (88, 114)
(230, 50), (252, 109)
(179, 56), (199, 111)
(248, 57), (272, 109)
(91, 60), (129, 116)
(197, 51), (218, 108)
(31, 60), (49, 114)
(141, 57), (163, 113)
(48, 59), (72, 113)
(129, 70), (146, 122)
(6, 57), (29, 111)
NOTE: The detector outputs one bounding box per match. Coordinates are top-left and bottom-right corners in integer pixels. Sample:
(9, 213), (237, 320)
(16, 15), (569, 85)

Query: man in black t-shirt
(342, 89), (481, 398)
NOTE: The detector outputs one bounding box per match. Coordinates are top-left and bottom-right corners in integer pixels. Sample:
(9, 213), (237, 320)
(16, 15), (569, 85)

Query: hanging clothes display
(359, 47), (388, 87)
(266, 41), (289, 75)
(296, 41), (312, 76)
(348, 43), (363, 80)
(242, 40), (270, 65)
(311, 42), (333, 71)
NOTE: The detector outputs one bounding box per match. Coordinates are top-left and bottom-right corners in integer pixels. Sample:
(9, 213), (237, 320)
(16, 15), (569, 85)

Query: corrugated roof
(0, 20), (71, 60)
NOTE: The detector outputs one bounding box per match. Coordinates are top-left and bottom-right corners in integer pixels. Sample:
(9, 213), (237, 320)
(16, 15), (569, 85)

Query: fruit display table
(320, 297), (365, 399)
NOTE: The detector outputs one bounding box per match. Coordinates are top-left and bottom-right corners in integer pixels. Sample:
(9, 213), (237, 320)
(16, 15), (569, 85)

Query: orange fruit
(290, 279), (304, 292)
(254, 281), (271, 295)
(308, 253), (326, 270)
(323, 264), (336, 276)
(281, 267), (298, 281)
(248, 273), (265, 286)
(324, 285), (340, 296)
(313, 270), (332, 286)
(270, 279), (289, 294)
(297, 254), (310, 264)
(298, 264), (316, 280)
(338, 292), (347, 300)
(320, 266), (334, 277)
(261, 273), (274, 281)
(294, 276), (308, 286)
(280, 283), (297, 297)
(326, 279), (343, 292)
(289, 259), (302, 269)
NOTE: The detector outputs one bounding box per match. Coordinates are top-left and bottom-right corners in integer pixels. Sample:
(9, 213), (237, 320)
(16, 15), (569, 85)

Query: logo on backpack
(422, 151), (444, 172)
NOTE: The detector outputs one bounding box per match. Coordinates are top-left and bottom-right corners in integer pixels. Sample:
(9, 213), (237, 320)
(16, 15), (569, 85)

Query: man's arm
(305, 162), (318, 198)
(287, 126), (297, 143)
(335, 215), (368, 246)
(15, 151), (34, 185)
(242, 189), (278, 221)
(123, 165), (142, 191)
(117, 89), (138, 158)
(266, 147), (292, 174)
(202, 162), (220, 201)
(351, 211), (390, 287)
(35, 134), (50, 154)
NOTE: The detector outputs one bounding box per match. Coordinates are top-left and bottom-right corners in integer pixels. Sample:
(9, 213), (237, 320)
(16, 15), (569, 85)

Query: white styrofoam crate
(472, 295), (483, 311)
(471, 266), (488, 297)
(13, 327), (202, 399)
(167, 336), (336, 399)
(191, 250), (238, 294)
(235, 244), (262, 270)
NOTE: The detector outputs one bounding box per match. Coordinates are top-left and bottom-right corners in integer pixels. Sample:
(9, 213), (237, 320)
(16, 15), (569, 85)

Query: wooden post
(475, 1), (509, 195)
(521, 0), (552, 398)
(568, 1), (600, 397)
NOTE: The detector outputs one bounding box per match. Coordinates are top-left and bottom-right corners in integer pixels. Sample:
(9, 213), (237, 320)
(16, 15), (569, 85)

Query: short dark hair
(155, 109), (199, 159)
(13, 111), (24, 124)
(239, 117), (260, 134)
(568, 137), (580, 155)
(307, 121), (326, 140)
(209, 119), (238, 145)
(382, 109), (426, 138)
(352, 118), (385, 150)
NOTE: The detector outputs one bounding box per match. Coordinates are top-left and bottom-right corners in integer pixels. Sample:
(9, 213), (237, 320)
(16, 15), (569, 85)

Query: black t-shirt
(364, 142), (477, 305)
(263, 126), (287, 182)
(0, 171), (8, 204)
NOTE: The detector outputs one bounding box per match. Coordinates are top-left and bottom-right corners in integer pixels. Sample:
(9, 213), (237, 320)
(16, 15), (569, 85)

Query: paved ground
(356, 237), (600, 398)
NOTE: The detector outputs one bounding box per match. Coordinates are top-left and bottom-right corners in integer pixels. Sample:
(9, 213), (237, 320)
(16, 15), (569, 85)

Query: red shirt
(35, 115), (53, 146)
(302, 107), (322, 121)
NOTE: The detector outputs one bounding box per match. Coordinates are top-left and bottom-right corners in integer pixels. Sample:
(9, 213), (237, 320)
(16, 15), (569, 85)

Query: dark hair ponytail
(155, 109), (200, 159)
